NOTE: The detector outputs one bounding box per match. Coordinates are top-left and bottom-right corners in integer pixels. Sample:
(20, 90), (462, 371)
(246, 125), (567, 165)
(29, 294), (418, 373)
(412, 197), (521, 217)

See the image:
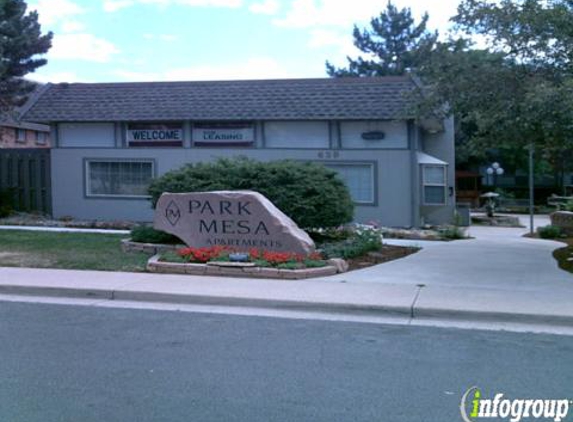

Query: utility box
(455, 202), (471, 226)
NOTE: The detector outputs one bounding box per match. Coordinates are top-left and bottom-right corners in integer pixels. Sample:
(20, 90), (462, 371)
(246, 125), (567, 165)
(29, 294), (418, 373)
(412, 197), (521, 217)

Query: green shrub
(307, 227), (353, 243)
(564, 200), (573, 212)
(537, 225), (562, 239)
(148, 157), (354, 229)
(276, 262), (300, 270)
(320, 227), (383, 259)
(130, 226), (181, 244)
(302, 259), (327, 268)
(439, 225), (466, 240)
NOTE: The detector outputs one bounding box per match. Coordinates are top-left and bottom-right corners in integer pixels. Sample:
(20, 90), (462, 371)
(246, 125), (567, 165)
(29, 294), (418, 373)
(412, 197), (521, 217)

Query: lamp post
(486, 162), (505, 188)
(528, 144), (535, 235)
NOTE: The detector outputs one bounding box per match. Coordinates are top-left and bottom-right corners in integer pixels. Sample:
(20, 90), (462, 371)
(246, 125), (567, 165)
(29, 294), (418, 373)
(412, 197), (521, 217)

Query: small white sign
(193, 125), (254, 144)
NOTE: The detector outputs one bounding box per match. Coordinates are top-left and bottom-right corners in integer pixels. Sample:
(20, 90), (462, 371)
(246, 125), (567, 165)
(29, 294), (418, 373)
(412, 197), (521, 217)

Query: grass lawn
(0, 230), (150, 272)
(553, 238), (573, 274)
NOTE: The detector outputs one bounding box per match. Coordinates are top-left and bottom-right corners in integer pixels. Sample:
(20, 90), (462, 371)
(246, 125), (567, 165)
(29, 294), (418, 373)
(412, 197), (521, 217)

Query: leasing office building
(22, 76), (455, 227)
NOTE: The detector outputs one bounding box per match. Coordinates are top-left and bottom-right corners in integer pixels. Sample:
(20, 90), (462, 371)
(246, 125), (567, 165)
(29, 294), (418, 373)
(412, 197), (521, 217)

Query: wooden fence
(0, 149), (51, 214)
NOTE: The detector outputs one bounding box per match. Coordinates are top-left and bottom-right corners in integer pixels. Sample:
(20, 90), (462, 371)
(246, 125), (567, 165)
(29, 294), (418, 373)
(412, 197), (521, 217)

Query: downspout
(408, 120), (420, 228)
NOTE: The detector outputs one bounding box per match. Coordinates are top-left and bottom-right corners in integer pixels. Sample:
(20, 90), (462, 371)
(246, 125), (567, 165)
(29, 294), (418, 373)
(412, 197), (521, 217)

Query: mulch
(346, 244), (420, 271)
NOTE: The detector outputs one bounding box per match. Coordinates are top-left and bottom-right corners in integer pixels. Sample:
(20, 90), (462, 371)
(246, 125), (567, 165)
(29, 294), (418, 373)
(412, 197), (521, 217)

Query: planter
(121, 239), (180, 255)
(146, 254), (343, 279)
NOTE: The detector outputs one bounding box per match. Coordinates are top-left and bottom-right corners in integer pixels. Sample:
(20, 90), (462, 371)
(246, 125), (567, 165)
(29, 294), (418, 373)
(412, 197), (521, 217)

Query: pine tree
(0, 0), (52, 109)
(326, 1), (437, 77)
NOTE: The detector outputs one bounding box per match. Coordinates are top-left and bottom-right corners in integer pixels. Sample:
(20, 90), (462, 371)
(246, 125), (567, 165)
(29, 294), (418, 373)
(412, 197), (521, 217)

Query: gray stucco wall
(51, 147), (414, 226)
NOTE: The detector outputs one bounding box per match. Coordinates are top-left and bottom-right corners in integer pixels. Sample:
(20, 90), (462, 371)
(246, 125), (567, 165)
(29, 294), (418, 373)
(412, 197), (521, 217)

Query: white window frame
(85, 159), (154, 199)
(323, 162), (376, 205)
(423, 165), (447, 206)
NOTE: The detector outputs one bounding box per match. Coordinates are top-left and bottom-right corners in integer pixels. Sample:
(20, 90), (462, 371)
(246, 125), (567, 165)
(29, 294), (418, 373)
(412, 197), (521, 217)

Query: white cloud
(391, 0), (459, 33)
(49, 33), (120, 63)
(113, 57), (297, 82)
(164, 58), (293, 80)
(143, 33), (178, 41)
(113, 70), (160, 82)
(103, 0), (242, 11)
(249, 0), (279, 15)
(30, 71), (88, 83)
(61, 20), (85, 33)
(28, 0), (85, 26)
(273, 0), (378, 28)
(274, 0), (459, 32)
(103, 0), (135, 12)
(308, 29), (357, 54)
(176, 0), (242, 6)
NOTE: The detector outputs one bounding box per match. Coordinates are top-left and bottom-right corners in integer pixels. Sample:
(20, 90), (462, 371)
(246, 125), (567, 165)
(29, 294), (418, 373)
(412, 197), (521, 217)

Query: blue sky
(28, 0), (461, 83)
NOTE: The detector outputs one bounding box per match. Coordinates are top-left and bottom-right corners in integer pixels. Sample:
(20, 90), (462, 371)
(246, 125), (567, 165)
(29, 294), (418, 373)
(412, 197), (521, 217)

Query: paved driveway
(330, 215), (572, 291)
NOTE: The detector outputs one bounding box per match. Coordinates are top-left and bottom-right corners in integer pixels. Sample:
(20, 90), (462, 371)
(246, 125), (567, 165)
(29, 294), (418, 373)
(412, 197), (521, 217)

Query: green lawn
(0, 230), (150, 272)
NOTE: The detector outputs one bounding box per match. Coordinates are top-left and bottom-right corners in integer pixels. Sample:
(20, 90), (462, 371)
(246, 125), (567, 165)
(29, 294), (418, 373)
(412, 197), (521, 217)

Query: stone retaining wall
(550, 211), (573, 236)
(147, 255), (342, 279)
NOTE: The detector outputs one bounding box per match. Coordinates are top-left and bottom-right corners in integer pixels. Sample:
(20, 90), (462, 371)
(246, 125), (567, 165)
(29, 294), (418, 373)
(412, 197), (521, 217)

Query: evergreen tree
(326, 1), (437, 77)
(0, 0), (52, 109)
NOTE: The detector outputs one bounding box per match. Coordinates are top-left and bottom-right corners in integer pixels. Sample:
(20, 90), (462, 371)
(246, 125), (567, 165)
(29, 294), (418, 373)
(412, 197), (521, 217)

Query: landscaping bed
(553, 239), (573, 274)
(0, 226), (419, 277)
(148, 254), (340, 279)
(346, 245), (420, 270)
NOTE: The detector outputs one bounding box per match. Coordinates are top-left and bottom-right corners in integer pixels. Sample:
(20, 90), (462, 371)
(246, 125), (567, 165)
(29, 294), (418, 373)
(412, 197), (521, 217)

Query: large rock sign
(154, 191), (315, 255)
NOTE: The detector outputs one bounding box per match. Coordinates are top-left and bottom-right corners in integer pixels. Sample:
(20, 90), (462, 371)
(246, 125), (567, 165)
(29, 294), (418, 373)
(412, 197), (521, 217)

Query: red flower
(249, 248), (260, 260)
(177, 246), (230, 263)
(309, 252), (323, 260)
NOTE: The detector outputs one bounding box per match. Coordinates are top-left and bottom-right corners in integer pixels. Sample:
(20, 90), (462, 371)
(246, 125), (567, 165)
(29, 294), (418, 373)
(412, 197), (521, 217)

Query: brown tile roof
(22, 76), (419, 122)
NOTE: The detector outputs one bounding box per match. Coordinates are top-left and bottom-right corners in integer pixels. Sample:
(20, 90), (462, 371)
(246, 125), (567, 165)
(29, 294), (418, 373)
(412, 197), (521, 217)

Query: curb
(3, 283), (573, 328)
(414, 307), (573, 328)
(0, 285), (113, 300)
(0, 284), (411, 318)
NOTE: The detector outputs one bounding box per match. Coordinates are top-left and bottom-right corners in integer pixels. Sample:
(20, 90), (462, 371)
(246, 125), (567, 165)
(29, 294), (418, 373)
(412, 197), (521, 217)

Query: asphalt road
(1, 301), (572, 422)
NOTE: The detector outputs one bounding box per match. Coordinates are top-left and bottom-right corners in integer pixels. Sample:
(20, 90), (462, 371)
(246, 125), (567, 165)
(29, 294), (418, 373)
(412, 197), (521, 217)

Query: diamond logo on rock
(165, 200), (181, 226)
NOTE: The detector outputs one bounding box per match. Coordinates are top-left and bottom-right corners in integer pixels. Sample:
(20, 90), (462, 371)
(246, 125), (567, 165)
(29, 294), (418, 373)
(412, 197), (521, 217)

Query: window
(324, 163), (375, 204)
(60, 123), (115, 147)
(16, 129), (26, 143)
(264, 121), (328, 148)
(36, 131), (47, 145)
(86, 160), (154, 197)
(423, 165), (446, 205)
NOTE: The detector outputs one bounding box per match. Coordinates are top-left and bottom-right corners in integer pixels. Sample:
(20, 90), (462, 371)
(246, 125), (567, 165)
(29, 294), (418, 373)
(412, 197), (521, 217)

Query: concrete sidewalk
(1, 266), (573, 328)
